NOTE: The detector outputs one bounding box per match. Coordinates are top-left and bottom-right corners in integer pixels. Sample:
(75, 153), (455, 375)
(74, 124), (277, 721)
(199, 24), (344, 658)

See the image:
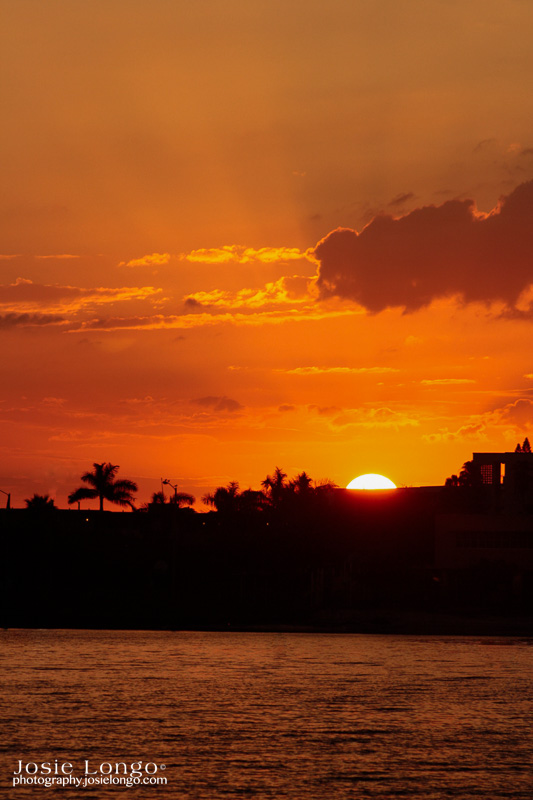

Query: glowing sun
(347, 473), (397, 490)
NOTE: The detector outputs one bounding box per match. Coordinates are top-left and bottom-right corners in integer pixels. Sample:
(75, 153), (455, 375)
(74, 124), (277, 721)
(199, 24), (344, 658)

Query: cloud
(191, 396), (243, 413)
(35, 254), (80, 259)
(281, 366), (399, 376)
(0, 312), (65, 329)
(423, 421), (487, 443)
(42, 397), (66, 407)
(314, 180), (533, 313)
(308, 405), (342, 416)
(388, 192), (415, 207)
(420, 378), (476, 385)
(180, 246), (315, 265)
(496, 399), (533, 429)
(424, 400), (533, 443)
(328, 406), (419, 430)
(473, 138), (497, 154)
(0, 279), (162, 314)
(120, 253), (171, 268)
(184, 275), (316, 310)
(70, 307), (358, 331)
(0, 254), (21, 260)
(278, 404), (296, 412)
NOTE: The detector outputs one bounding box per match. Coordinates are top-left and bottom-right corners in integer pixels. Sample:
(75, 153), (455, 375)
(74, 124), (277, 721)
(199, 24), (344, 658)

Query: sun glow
(347, 474), (397, 490)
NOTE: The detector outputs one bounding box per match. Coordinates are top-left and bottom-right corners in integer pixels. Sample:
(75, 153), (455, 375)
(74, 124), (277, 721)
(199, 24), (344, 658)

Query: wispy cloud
(35, 254), (80, 260)
(119, 253), (171, 268)
(180, 245), (316, 265)
(423, 421), (487, 443)
(0, 279), (162, 315)
(185, 276), (316, 309)
(281, 366), (399, 376)
(496, 398), (533, 429)
(388, 192), (415, 207)
(326, 406), (419, 430)
(69, 307), (358, 332)
(424, 398), (533, 443)
(421, 378), (476, 385)
(0, 312), (65, 329)
(191, 396), (243, 413)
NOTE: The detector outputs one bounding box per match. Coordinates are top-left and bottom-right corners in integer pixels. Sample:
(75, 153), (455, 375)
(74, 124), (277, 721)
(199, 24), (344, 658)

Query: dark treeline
(1, 461), (532, 633)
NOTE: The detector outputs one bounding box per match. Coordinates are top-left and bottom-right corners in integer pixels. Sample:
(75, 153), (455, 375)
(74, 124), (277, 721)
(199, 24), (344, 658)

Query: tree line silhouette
(22, 438), (533, 511)
(7, 451), (531, 633)
(23, 462), (337, 512)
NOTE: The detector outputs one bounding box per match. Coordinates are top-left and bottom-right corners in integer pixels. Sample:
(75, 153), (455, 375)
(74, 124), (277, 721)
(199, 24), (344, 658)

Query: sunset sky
(2, 0), (533, 508)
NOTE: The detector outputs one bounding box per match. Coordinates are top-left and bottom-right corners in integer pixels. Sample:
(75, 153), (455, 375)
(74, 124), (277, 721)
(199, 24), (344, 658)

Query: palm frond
(68, 487), (97, 504)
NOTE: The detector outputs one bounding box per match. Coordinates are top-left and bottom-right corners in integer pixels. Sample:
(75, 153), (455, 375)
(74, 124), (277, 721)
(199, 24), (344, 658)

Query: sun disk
(347, 474), (397, 490)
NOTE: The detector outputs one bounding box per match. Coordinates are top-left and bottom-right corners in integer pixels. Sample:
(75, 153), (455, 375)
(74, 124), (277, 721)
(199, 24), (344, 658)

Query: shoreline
(4, 612), (533, 637)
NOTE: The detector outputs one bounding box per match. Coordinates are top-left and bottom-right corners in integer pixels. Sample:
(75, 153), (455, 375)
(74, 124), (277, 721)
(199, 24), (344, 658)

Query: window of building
(480, 464), (493, 485)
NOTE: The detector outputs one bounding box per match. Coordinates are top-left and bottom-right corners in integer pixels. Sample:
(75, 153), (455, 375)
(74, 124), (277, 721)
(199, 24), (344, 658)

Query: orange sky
(2, 0), (533, 508)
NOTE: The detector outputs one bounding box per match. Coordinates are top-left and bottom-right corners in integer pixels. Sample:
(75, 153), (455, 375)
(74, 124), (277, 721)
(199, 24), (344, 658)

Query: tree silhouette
(314, 478), (338, 494)
(238, 488), (266, 513)
(289, 471), (313, 495)
(169, 491), (195, 507)
(445, 460), (480, 487)
(68, 462), (138, 511)
(150, 490), (167, 505)
(261, 466), (289, 508)
(25, 493), (57, 510)
(202, 470), (336, 517)
(143, 488), (195, 510)
(445, 474), (462, 487)
(203, 481), (241, 513)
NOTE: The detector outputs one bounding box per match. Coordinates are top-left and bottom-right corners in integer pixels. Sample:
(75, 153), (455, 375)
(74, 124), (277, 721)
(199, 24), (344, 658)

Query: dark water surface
(0, 630), (532, 799)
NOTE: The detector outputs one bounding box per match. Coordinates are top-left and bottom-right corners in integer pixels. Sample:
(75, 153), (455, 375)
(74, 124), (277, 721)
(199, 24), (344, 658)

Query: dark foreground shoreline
(2, 498), (532, 639)
(5, 612), (533, 637)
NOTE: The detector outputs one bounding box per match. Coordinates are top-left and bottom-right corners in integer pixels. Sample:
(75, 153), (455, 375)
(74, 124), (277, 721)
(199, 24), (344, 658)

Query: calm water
(0, 630), (532, 799)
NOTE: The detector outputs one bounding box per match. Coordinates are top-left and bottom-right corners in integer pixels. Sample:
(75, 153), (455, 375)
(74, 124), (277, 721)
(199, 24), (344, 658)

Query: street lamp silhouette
(162, 479), (178, 501)
(0, 489), (11, 509)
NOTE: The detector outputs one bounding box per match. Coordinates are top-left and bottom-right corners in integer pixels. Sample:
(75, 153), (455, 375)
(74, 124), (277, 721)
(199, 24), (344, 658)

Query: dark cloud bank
(315, 180), (533, 313)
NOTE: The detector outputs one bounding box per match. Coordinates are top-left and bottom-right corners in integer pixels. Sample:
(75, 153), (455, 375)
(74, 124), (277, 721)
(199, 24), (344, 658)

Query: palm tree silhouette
(261, 466), (288, 508)
(25, 493), (57, 510)
(148, 488), (195, 507)
(68, 462), (138, 511)
(202, 481), (241, 513)
(203, 482), (265, 513)
(289, 471), (313, 495)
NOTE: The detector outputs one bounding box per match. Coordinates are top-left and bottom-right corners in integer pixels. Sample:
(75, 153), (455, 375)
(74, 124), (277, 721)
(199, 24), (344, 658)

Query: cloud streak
(0, 312), (65, 329)
(191, 396), (243, 413)
(0, 279), (162, 315)
(185, 276), (315, 309)
(181, 246), (315, 265)
(327, 406), (419, 430)
(69, 307), (358, 332)
(281, 366), (399, 376)
(421, 378), (476, 386)
(120, 253), (171, 268)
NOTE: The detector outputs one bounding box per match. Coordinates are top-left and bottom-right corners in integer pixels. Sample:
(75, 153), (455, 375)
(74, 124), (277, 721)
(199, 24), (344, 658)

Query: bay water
(1, 630), (531, 798)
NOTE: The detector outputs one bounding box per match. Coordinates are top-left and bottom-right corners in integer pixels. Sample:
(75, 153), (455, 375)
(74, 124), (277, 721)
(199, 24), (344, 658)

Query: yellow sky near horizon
(1, 0), (533, 507)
